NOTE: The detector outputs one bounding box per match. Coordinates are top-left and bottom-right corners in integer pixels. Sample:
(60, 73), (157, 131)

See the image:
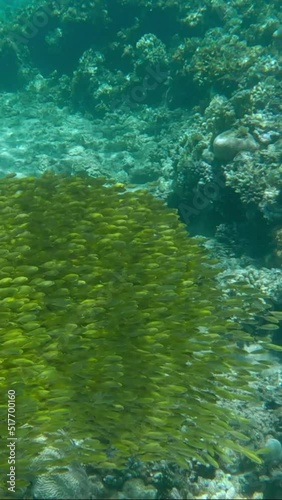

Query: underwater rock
(213, 129), (259, 161)
(264, 438), (282, 463)
(273, 27), (282, 39)
(121, 478), (157, 499)
(271, 226), (282, 267)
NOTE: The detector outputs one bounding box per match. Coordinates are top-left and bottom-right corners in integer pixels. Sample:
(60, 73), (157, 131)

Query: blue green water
(0, 1), (282, 499)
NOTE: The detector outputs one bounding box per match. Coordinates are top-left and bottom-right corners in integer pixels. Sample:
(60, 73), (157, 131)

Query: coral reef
(0, 1), (282, 498)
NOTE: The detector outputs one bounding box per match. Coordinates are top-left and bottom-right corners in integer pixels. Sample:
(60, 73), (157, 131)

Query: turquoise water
(0, 0), (30, 7)
(0, 0), (29, 12)
(0, 1), (282, 499)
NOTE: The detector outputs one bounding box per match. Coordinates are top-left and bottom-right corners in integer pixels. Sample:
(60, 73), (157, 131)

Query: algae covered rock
(0, 173), (268, 484)
(121, 478), (157, 499)
(213, 129), (259, 161)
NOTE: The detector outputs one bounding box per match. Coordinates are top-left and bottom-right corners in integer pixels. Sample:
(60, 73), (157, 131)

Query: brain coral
(0, 173), (267, 483)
